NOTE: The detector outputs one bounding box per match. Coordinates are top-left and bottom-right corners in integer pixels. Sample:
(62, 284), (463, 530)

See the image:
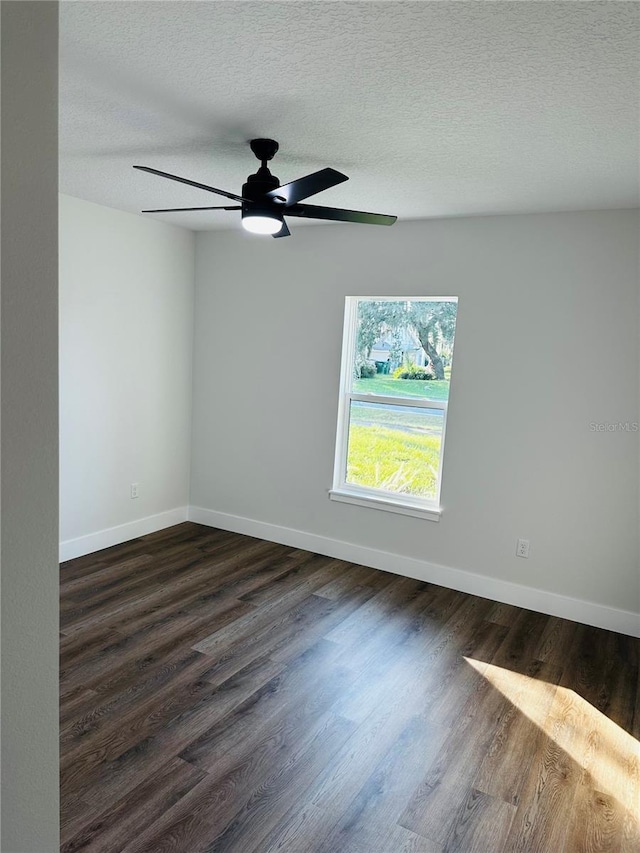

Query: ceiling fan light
(242, 213), (282, 235)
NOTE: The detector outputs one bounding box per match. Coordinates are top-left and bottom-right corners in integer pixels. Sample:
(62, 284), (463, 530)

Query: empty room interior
(1, 2), (639, 852)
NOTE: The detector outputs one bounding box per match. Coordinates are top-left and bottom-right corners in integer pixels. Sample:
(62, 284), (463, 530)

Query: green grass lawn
(346, 424), (441, 498)
(353, 376), (450, 401)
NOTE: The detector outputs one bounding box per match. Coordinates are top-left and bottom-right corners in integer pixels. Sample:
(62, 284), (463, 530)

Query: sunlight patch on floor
(464, 657), (640, 820)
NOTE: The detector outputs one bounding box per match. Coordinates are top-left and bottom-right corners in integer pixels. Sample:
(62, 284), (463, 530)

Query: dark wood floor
(60, 522), (640, 853)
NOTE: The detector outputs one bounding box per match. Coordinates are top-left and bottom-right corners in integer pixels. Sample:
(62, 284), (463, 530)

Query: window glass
(333, 297), (458, 513)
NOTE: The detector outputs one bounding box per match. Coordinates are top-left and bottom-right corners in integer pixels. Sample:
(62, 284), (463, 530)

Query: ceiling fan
(133, 138), (397, 238)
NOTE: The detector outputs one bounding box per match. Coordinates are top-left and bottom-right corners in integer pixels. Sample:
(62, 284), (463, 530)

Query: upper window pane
(352, 299), (458, 402)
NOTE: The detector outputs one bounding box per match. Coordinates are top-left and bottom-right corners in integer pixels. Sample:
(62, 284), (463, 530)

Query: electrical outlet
(130, 483), (139, 499)
(516, 538), (530, 558)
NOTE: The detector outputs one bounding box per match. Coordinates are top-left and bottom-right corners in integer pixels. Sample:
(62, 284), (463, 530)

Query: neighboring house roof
(372, 331), (421, 351)
(372, 339), (393, 352)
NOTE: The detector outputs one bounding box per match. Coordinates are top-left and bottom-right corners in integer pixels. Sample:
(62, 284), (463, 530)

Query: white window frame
(330, 296), (458, 522)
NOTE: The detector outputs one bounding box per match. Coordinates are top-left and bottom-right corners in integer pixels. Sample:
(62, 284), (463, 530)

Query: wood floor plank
(105, 540), (308, 633)
(61, 756), (205, 852)
(503, 681), (602, 852)
(311, 561), (390, 599)
(60, 554), (155, 602)
(559, 623), (639, 731)
(60, 686), (100, 726)
(236, 551), (343, 606)
(201, 713), (356, 853)
(441, 788), (517, 853)
(61, 665), (216, 800)
(60, 522), (640, 853)
(61, 792), (92, 841)
(60, 648), (215, 756)
(123, 713), (356, 853)
(59, 522), (221, 582)
(327, 578), (449, 676)
(270, 585), (389, 665)
(178, 639), (347, 774)
(330, 826), (444, 853)
(310, 714), (446, 853)
(60, 624), (120, 671)
(484, 599), (522, 627)
(535, 613), (580, 668)
(192, 559), (348, 658)
(255, 802), (332, 853)
(473, 660), (561, 805)
(332, 608), (507, 727)
(307, 669), (450, 822)
(398, 671), (511, 845)
(563, 787), (627, 853)
(61, 598), (253, 696)
(62, 538), (279, 635)
(489, 607), (551, 670)
(422, 619), (512, 724)
(324, 575), (433, 647)
(63, 645), (294, 809)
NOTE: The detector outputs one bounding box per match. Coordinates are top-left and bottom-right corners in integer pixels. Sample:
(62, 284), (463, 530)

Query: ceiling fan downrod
(244, 138), (281, 196)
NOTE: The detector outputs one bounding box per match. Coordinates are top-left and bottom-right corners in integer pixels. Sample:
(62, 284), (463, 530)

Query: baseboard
(60, 506), (189, 562)
(188, 505), (640, 638)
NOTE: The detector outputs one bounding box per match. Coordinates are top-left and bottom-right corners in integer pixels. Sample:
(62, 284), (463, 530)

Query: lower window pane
(346, 401), (444, 500)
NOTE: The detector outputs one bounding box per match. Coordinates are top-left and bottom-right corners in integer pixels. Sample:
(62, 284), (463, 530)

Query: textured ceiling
(59, 1), (640, 232)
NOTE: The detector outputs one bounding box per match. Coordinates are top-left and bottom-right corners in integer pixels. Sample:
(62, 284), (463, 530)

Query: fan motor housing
(243, 166), (279, 196)
(242, 165), (283, 223)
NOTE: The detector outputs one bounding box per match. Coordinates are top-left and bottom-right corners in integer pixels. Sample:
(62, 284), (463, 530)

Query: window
(331, 297), (458, 521)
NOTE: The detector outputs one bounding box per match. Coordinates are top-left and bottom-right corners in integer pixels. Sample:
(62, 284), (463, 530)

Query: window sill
(329, 489), (441, 522)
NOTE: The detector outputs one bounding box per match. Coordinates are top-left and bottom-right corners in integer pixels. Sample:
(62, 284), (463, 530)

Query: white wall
(1, 3), (60, 849)
(191, 211), (639, 628)
(59, 195), (194, 555)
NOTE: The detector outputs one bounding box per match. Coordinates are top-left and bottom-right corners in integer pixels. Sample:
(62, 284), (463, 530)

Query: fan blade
(265, 168), (348, 205)
(286, 203), (397, 226)
(142, 205), (241, 213)
(273, 219), (290, 238)
(133, 165), (246, 202)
